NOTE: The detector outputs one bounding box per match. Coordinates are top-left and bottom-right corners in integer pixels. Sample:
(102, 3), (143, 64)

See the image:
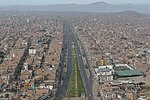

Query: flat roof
(115, 70), (142, 77)
(95, 67), (112, 73)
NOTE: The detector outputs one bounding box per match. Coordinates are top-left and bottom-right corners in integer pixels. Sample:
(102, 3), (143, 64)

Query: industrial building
(115, 70), (142, 78)
(95, 64), (142, 83)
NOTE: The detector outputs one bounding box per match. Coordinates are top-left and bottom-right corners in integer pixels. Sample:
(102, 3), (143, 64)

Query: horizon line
(0, 2), (150, 6)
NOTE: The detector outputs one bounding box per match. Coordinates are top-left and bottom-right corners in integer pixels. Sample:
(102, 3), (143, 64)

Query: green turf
(66, 48), (76, 97)
(66, 35), (85, 97)
(76, 56), (85, 97)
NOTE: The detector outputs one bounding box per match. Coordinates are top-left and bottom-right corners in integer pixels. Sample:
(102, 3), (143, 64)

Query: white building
(95, 67), (113, 83)
(29, 48), (36, 55)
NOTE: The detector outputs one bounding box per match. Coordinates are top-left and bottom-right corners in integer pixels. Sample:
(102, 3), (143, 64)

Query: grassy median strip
(66, 47), (76, 97)
(67, 44), (85, 97)
(76, 55), (85, 97)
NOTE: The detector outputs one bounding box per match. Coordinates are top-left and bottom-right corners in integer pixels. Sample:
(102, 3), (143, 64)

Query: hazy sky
(0, 0), (149, 5)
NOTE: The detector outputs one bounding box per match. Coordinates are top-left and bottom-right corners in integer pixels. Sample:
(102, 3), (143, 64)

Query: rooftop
(95, 67), (112, 73)
(115, 70), (142, 77)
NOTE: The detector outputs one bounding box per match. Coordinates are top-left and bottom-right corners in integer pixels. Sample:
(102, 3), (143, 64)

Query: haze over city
(0, 0), (150, 5)
(0, 0), (150, 100)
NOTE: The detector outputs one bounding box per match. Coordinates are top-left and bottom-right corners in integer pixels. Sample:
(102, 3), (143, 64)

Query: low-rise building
(95, 67), (113, 83)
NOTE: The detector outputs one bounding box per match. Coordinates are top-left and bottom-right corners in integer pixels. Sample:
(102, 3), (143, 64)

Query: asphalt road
(13, 37), (32, 80)
(55, 21), (93, 100)
(55, 21), (73, 100)
(72, 29), (93, 100)
(64, 21), (93, 100)
(71, 24), (94, 99)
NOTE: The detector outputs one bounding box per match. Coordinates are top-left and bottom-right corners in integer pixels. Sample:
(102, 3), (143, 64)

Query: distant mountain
(0, 2), (150, 13)
(88, 2), (112, 6)
(115, 10), (145, 16)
